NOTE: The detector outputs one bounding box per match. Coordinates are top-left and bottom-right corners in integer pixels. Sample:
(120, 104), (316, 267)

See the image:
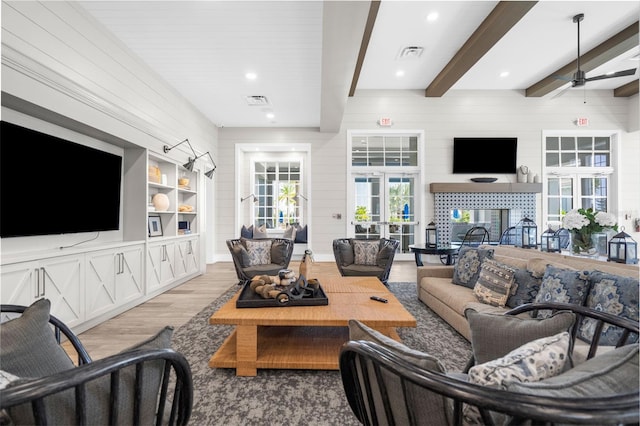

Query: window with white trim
(544, 134), (616, 225)
(252, 160), (303, 228)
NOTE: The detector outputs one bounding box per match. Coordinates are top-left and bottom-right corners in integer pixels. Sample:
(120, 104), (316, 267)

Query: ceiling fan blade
(585, 68), (637, 82)
(552, 74), (573, 82)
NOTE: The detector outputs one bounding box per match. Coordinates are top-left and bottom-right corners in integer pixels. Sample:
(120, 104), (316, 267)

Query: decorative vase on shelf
(152, 193), (170, 211)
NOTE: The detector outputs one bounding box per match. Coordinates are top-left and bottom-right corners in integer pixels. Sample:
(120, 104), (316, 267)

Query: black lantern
(608, 229), (638, 264)
(540, 226), (561, 253)
(515, 217), (538, 249)
(425, 221), (438, 248)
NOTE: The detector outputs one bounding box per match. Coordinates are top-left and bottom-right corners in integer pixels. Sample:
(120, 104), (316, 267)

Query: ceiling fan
(559, 13), (637, 88)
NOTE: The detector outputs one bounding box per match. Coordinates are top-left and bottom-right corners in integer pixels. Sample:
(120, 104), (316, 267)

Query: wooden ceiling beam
(424, 1), (537, 97)
(614, 79), (639, 97)
(349, 0), (381, 97)
(526, 21), (639, 97)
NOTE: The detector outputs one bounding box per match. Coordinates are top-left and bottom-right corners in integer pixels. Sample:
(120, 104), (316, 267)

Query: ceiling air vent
(398, 46), (424, 59)
(245, 95), (270, 106)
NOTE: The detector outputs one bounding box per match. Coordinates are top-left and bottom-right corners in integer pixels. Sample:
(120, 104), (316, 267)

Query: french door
(351, 173), (418, 257)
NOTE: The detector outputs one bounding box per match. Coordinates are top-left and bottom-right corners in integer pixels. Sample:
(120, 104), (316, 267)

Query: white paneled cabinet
(0, 254), (84, 328)
(176, 237), (200, 279)
(147, 241), (177, 293)
(85, 244), (144, 320)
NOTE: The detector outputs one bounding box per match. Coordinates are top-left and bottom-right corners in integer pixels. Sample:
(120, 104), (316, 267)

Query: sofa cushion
(578, 271), (639, 345)
(424, 277), (478, 316)
(534, 265), (590, 318)
(335, 240), (354, 266)
(240, 224), (254, 239)
(353, 240), (379, 266)
(527, 258), (576, 278)
(0, 299), (75, 378)
(7, 327), (174, 425)
(245, 239), (272, 266)
(294, 224), (308, 243)
(506, 267), (542, 308)
(465, 308), (575, 364)
(452, 246), (494, 289)
(253, 224), (268, 239)
(282, 225), (296, 240)
(349, 319), (445, 372)
(507, 343), (638, 397)
(468, 332), (570, 389)
(473, 259), (516, 307)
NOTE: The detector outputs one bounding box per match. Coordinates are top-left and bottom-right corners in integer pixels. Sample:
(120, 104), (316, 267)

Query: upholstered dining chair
(227, 237), (294, 285)
(332, 238), (399, 285)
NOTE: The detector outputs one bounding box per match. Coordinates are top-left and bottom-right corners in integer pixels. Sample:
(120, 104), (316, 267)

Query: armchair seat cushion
(332, 238), (399, 285)
(340, 264), (385, 276)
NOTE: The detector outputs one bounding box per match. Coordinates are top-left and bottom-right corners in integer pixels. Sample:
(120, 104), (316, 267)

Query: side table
(408, 244), (459, 266)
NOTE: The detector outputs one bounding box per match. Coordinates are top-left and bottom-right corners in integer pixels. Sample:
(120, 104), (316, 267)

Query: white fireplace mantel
(430, 183), (542, 193)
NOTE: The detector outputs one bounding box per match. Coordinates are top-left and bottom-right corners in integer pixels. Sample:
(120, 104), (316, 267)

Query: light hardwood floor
(73, 260), (418, 360)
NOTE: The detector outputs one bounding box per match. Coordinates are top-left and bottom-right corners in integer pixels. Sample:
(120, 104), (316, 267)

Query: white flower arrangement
(562, 208), (618, 254)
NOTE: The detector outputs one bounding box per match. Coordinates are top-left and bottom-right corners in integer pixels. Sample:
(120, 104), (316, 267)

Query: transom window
(352, 135), (418, 167)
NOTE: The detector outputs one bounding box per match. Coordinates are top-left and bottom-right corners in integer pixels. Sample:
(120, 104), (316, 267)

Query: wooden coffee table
(208, 276), (416, 376)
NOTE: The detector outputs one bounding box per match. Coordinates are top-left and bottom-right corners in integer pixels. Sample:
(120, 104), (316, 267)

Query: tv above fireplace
(452, 137), (517, 174)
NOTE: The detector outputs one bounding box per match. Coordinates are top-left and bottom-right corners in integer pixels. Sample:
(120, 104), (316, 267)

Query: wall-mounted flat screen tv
(452, 137), (517, 174)
(0, 121), (122, 238)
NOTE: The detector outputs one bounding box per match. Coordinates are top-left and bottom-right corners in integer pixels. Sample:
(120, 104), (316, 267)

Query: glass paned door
(352, 173), (418, 255)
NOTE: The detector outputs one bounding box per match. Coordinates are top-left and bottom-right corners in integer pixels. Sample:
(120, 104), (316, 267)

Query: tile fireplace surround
(431, 183), (540, 245)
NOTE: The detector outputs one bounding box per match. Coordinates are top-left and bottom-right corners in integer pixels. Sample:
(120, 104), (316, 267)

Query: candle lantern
(540, 226), (561, 253)
(425, 221), (438, 248)
(608, 229), (638, 264)
(515, 217), (538, 249)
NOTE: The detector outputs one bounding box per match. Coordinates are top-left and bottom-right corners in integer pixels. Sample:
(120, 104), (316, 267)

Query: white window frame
(542, 130), (620, 226)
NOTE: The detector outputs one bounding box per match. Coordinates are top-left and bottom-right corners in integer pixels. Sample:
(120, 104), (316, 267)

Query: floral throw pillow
(534, 265), (590, 318)
(452, 246), (494, 289)
(245, 239), (272, 266)
(353, 240), (379, 266)
(578, 271), (639, 345)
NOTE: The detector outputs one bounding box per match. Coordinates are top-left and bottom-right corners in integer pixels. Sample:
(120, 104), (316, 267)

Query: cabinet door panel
(0, 262), (37, 306)
(41, 256), (83, 328)
(85, 250), (118, 319)
(118, 246), (144, 302)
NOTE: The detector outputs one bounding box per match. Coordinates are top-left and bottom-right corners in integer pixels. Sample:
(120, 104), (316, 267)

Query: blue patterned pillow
(245, 239), (272, 266)
(506, 268), (542, 308)
(240, 224), (253, 239)
(578, 271), (639, 345)
(452, 246), (494, 289)
(353, 240), (379, 266)
(534, 266), (590, 318)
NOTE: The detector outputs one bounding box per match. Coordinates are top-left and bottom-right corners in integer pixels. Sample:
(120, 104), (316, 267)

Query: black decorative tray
(236, 277), (328, 308)
(470, 177), (498, 183)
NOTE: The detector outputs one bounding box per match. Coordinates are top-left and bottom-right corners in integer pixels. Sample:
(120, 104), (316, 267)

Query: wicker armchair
(0, 302), (193, 426)
(227, 237), (294, 285)
(340, 302), (639, 426)
(332, 238), (399, 285)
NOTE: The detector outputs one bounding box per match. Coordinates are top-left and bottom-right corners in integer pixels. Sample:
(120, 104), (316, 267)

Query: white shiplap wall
(217, 90), (639, 261)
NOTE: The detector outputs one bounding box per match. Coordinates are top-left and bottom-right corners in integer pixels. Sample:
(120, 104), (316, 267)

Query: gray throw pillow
(507, 344), (638, 397)
(336, 240), (354, 266)
(232, 243), (251, 267)
(0, 299), (75, 378)
(465, 308), (576, 364)
(578, 271), (639, 346)
(534, 266), (590, 318)
(271, 239), (289, 266)
(348, 319), (446, 372)
(452, 246), (494, 289)
(294, 224), (308, 243)
(7, 327), (174, 425)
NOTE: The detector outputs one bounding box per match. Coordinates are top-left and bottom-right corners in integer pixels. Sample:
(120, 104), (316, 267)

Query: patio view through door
(352, 173), (418, 256)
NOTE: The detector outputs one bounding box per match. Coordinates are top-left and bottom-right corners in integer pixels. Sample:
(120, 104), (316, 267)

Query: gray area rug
(172, 282), (472, 425)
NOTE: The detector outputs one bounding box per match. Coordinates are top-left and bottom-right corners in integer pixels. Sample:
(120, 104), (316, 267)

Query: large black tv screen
(453, 137), (517, 174)
(1, 121), (123, 238)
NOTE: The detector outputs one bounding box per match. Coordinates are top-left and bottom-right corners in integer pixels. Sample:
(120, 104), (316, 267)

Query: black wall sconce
(241, 194), (258, 203)
(163, 139), (216, 179)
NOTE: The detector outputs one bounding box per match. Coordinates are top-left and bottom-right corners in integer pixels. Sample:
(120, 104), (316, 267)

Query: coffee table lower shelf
(208, 325), (400, 375)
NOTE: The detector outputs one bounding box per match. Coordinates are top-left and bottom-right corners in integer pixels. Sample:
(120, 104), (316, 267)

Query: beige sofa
(417, 245), (639, 341)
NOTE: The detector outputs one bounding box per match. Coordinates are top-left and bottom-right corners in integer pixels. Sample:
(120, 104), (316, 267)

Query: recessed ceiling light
(396, 70), (405, 77)
(500, 71), (510, 78)
(266, 113), (275, 119)
(426, 12), (439, 22)
(245, 72), (257, 80)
